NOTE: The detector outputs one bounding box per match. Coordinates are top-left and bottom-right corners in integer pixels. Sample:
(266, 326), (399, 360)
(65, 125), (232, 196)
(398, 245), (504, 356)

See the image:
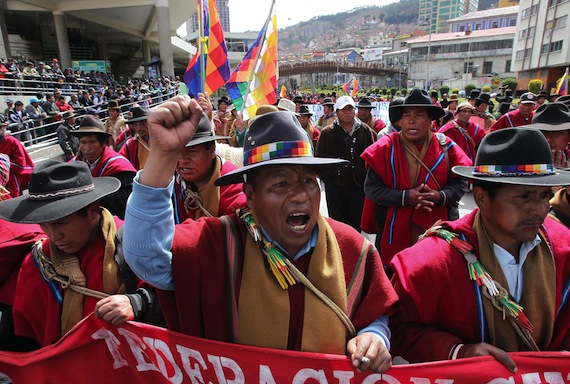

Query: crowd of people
(0, 83), (570, 377)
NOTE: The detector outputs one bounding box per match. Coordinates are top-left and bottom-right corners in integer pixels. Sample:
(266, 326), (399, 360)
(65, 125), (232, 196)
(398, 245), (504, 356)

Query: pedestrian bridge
(278, 61), (407, 79)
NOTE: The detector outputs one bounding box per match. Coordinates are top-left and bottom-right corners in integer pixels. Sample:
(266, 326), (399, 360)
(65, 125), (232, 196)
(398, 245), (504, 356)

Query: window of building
(549, 0), (570, 7)
(509, 19), (517, 27)
(505, 60), (512, 72)
(516, 49), (531, 59)
(554, 15), (568, 29)
(464, 61), (474, 73)
(492, 21), (499, 28)
(551, 40), (564, 52)
(474, 23), (482, 30)
(483, 61), (493, 74)
(522, 4), (539, 18)
(459, 25), (465, 32)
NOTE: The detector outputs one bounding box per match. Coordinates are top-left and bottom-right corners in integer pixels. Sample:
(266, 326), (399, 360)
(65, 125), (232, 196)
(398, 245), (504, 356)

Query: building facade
(406, 27), (515, 90)
(187, 0), (231, 34)
(512, 0), (570, 92)
(419, 0), (479, 33)
(448, 6), (519, 33)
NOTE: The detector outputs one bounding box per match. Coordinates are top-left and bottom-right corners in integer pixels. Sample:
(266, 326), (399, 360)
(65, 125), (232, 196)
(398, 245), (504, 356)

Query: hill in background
(278, 0), (499, 59)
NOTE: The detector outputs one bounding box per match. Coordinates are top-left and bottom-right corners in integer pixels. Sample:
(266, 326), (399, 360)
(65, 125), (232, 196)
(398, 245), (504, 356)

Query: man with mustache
(123, 95), (398, 373)
(390, 128), (570, 373)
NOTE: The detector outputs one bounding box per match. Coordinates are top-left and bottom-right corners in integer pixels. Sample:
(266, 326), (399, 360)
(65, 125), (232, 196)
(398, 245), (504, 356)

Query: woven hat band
(28, 184), (95, 200)
(473, 164), (555, 177)
(243, 140), (313, 166)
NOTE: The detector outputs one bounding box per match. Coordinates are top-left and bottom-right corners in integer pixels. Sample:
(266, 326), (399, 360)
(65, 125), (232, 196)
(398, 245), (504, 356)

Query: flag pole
(238, 0), (276, 116)
(565, 67), (569, 96)
(198, 0), (207, 94)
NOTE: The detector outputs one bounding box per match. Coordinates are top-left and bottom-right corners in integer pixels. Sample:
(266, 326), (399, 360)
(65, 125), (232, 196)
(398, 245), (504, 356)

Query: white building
(512, 0), (570, 92)
(406, 27), (515, 90)
(447, 6), (519, 32)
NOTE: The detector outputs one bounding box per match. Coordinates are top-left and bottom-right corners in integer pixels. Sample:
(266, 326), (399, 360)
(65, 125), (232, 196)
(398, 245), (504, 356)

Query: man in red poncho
(361, 89), (471, 265)
(123, 96), (398, 374)
(391, 128), (570, 374)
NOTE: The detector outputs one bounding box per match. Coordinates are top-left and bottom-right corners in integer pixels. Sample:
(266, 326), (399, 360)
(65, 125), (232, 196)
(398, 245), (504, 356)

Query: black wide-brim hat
(519, 102), (570, 132)
(71, 115), (111, 138)
(127, 106), (149, 123)
(389, 89), (445, 121)
(215, 111), (348, 186)
(185, 112), (229, 147)
(0, 161), (120, 224)
(452, 128), (570, 186)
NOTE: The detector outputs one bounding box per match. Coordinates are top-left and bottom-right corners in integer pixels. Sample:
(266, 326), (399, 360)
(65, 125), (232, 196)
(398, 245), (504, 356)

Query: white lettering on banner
(361, 374), (399, 383)
(144, 336), (184, 384)
(118, 328), (161, 374)
(176, 345), (207, 384)
(292, 369), (328, 383)
(333, 370), (354, 384)
(208, 354), (245, 383)
(487, 372), (570, 384)
(91, 328), (128, 369)
(259, 365), (277, 384)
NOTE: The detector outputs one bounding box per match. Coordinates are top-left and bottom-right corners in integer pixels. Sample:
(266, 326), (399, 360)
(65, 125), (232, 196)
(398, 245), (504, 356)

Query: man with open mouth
(123, 95), (398, 374)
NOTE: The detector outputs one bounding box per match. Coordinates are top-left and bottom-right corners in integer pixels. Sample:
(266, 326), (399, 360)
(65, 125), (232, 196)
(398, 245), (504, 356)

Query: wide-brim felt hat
(215, 111), (348, 186)
(218, 96), (231, 106)
(185, 112), (229, 147)
(322, 97), (335, 106)
(127, 106), (148, 122)
(356, 97), (375, 108)
(469, 89), (481, 100)
(519, 102), (570, 131)
(452, 128), (570, 186)
(61, 111), (76, 120)
(297, 105), (313, 115)
(389, 89), (445, 121)
(107, 100), (120, 110)
(71, 115), (110, 137)
(475, 93), (492, 104)
(0, 161), (120, 224)
(292, 95), (304, 103)
(556, 95), (570, 107)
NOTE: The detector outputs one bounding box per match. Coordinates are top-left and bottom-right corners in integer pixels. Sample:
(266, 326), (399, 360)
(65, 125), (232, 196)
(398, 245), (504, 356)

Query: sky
(227, 0), (399, 33)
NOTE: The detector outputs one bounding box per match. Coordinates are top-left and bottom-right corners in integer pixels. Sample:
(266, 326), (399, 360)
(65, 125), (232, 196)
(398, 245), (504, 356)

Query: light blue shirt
(123, 171), (391, 349)
(494, 235), (542, 302)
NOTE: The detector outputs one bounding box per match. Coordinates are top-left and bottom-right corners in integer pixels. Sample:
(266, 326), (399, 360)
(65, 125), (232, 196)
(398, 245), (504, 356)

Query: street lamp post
(426, 31), (432, 91)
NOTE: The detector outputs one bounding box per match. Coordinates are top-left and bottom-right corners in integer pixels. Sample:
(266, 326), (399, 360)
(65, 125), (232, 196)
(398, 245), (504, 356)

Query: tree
(502, 78), (518, 92)
(528, 79), (543, 95)
(439, 85), (450, 96)
(451, 88), (460, 95)
(465, 83), (476, 97)
(390, 87), (398, 96)
(482, 85), (491, 93)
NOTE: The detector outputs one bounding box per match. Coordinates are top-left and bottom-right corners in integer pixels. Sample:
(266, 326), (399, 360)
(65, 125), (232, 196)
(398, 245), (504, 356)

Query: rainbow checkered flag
(225, 1), (278, 120)
(351, 77), (361, 97)
(184, 0), (230, 96)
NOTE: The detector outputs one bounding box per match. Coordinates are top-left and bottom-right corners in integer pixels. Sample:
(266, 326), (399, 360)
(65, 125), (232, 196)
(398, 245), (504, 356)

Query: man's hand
(417, 184), (442, 211)
(462, 342), (518, 373)
(140, 95), (203, 188)
(196, 92), (213, 121)
(347, 333), (391, 373)
(551, 149), (569, 169)
(94, 295), (135, 326)
(146, 94), (203, 154)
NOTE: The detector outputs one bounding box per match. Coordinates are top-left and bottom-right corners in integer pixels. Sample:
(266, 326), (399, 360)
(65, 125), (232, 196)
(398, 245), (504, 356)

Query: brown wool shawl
(473, 212), (555, 351)
(237, 214), (348, 354)
(51, 208), (124, 335)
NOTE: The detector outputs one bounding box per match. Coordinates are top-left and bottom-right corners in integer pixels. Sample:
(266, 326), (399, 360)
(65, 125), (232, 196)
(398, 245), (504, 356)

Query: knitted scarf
(237, 213), (348, 354)
(51, 208), (124, 335)
(473, 212), (555, 351)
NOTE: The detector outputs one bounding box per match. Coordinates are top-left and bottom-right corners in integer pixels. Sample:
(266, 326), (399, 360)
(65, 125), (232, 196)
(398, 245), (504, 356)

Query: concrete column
(142, 39), (151, 63)
(0, 0), (11, 59)
(155, 0), (174, 77)
(53, 11), (72, 69)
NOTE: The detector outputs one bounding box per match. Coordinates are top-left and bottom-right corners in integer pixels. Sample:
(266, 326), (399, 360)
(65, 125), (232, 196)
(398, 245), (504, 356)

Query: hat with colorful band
(452, 128), (570, 186)
(215, 111), (348, 186)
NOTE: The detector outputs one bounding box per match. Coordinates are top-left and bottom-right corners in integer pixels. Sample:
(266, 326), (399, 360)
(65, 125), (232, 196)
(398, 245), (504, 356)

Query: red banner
(0, 314), (569, 383)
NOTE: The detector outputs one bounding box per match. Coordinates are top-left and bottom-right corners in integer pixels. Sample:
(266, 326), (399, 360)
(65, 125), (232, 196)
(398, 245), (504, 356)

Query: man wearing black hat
(316, 96), (377, 232)
(172, 113), (246, 223)
(119, 106), (150, 170)
(491, 92), (537, 131)
(0, 161), (161, 348)
(356, 97), (386, 134)
(56, 110), (78, 161)
(296, 105), (320, 148)
(71, 115), (136, 219)
(361, 89), (471, 263)
(390, 128), (570, 372)
(439, 102), (486, 163)
(316, 97), (336, 129)
(123, 95), (398, 373)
